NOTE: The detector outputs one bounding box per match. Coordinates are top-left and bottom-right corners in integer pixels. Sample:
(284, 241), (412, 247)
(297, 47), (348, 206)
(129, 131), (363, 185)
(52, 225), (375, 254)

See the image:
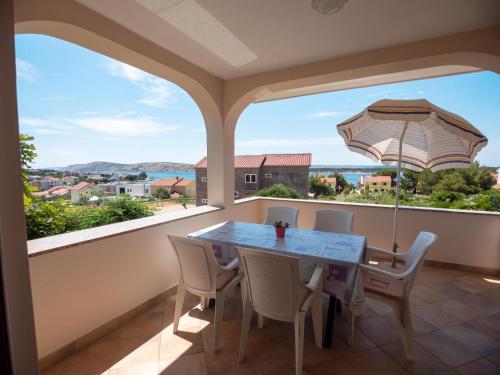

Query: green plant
(25, 200), (67, 240)
(154, 187), (171, 199)
(309, 175), (334, 198)
(273, 221), (289, 229)
(255, 184), (301, 199)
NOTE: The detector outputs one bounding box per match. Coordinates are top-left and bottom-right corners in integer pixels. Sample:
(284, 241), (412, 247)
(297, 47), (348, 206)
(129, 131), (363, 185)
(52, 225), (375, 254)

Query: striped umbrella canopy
(337, 99), (487, 172)
(336, 99), (488, 264)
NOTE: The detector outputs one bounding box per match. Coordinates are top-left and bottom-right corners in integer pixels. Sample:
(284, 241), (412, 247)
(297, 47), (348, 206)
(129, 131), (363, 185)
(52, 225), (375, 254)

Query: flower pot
(275, 227), (286, 238)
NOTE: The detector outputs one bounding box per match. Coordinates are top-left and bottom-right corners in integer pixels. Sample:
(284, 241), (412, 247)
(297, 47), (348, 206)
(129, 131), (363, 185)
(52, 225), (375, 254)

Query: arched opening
(234, 70), (499, 211)
(16, 33), (212, 239)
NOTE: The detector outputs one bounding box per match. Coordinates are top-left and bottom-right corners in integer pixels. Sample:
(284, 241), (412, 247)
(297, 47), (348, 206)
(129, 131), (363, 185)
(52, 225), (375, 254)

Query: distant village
(28, 170), (196, 206)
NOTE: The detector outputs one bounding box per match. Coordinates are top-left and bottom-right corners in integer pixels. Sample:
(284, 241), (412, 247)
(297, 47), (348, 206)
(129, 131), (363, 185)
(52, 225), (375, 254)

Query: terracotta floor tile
(158, 353), (208, 375)
(486, 351), (500, 366)
(413, 302), (464, 329)
(332, 321), (376, 355)
(364, 297), (393, 315)
(459, 289), (500, 316)
(380, 341), (450, 375)
(455, 358), (499, 375)
(356, 315), (403, 346)
(441, 324), (500, 356)
(412, 285), (450, 304)
(468, 313), (500, 340)
(342, 346), (406, 374)
(108, 361), (160, 375)
(415, 331), (481, 367)
(380, 311), (437, 336)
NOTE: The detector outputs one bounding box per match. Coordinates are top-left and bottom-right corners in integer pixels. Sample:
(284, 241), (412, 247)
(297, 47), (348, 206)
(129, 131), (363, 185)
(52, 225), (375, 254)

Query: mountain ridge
(58, 161), (194, 173)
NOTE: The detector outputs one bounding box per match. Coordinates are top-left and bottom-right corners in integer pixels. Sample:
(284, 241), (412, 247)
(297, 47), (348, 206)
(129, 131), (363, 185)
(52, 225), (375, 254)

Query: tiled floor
(43, 265), (500, 375)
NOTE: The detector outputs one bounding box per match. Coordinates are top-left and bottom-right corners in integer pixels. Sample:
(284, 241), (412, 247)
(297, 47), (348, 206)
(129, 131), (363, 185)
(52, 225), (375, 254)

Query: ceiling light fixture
(311, 0), (348, 15)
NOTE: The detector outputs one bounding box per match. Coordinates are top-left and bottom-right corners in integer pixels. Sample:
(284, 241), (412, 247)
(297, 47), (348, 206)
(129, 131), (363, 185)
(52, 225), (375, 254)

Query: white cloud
(16, 58), (39, 82)
(34, 128), (61, 135)
(237, 137), (343, 148)
(309, 111), (344, 119)
(70, 116), (179, 136)
(20, 114), (179, 136)
(19, 117), (51, 127)
(104, 59), (176, 108)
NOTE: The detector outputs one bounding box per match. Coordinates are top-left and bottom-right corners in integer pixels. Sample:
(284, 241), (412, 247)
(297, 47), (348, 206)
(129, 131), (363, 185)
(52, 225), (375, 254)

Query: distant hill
(59, 161), (194, 173)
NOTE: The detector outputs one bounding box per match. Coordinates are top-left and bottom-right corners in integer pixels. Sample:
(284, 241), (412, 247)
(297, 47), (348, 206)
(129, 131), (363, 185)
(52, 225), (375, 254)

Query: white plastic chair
(360, 231), (437, 361)
(236, 247), (324, 375)
(168, 235), (242, 351)
(263, 205), (299, 228)
(313, 209), (354, 234)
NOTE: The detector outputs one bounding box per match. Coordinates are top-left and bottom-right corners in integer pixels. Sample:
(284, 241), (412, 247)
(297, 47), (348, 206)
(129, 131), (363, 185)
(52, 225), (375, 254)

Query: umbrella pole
(392, 121), (408, 268)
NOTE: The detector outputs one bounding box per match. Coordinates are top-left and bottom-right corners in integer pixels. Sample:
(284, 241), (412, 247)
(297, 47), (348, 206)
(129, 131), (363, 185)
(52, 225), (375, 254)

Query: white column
(0, 0), (39, 372)
(206, 119), (235, 208)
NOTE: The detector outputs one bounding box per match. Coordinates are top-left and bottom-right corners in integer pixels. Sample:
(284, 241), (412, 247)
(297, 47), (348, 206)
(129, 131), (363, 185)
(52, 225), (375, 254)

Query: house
(31, 177), (63, 190)
(32, 186), (70, 200)
(151, 177), (183, 194)
(70, 182), (102, 203)
(62, 176), (78, 185)
(171, 178), (195, 198)
(195, 153), (311, 205)
(320, 177), (337, 190)
(364, 176), (392, 193)
(115, 182), (152, 197)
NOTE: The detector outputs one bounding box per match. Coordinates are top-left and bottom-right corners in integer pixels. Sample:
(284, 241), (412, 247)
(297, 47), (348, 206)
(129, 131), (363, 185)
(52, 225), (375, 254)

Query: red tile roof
(493, 184), (500, 190)
(263, 153), (312, 167)
(173, 178), (194, 187)
(170, 192), (181, 198)
(71, 182), (91, 191)
(365, 176), (392, 183)
(320, 177), (337, 185)
(195, 153), (311, 168)
(152, 177), (182, 187)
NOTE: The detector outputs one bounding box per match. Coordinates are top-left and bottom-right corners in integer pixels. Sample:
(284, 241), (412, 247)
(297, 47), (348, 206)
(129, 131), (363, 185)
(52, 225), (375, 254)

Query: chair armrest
(306, 267), (324, 293)
(364, 246), (406, 263)
(301, 267), (324, 312)
(221, 257), (239, 271)
(359, 263), (405, 280)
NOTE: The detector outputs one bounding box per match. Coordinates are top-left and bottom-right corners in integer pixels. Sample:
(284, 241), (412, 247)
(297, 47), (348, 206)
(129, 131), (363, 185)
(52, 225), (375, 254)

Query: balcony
(27, 198), (499, 374)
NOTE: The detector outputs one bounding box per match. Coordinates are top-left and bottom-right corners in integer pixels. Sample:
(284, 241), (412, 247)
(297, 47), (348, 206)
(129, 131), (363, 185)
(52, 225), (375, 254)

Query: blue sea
(146, 171), (371, 186)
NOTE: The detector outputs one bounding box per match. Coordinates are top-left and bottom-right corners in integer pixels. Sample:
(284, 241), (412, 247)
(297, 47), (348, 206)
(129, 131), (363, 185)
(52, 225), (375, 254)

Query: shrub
(25, 201), (67, 240)
(255, 184), (301, 199)
(154, 187), (170, 199)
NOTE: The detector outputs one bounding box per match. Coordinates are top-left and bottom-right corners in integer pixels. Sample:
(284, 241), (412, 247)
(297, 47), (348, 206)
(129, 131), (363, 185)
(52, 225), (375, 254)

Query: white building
(115, 183), (152, 197)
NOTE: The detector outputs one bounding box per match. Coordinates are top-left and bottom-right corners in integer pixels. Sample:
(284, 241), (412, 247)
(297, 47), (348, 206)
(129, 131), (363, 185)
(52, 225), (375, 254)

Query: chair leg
(238, 296), (253, 362)
(294, 311), (305, 375)
(213, 292), (225, 352)
(173, 283), (186, 333)
(395, 300), (414, 361)
(258, 314), (267, 328)
(348, 312), (355, 346)
(311, 294), (323, 348)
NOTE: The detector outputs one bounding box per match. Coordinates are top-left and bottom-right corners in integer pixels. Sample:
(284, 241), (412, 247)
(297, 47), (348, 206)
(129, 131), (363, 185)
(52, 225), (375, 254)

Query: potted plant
(273, 221), (289, 238)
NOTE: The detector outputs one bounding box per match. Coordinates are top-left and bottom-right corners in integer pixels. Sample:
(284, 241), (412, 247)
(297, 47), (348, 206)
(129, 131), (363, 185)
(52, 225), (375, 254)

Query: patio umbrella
(336, 99), (487, 264)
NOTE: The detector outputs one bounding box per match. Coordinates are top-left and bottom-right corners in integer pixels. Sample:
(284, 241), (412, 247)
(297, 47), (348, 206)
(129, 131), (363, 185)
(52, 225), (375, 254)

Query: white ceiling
(77, 0), (500, 79)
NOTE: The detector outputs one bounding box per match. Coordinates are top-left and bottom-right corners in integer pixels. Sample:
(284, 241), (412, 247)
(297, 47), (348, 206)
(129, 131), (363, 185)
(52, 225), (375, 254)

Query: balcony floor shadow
(43, 265), (500, 375)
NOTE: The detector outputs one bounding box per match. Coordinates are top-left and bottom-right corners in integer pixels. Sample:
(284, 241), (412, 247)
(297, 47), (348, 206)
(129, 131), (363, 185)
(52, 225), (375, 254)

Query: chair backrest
(236, 247), (308, 322)
(263, 206), (299, 228)
(313, 209), (353, 234)
(168, 235), (220, 294)
(401, 231), (437, 293)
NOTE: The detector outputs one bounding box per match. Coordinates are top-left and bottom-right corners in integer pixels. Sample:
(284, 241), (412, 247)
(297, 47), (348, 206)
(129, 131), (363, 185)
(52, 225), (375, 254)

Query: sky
(15, 34), (500, 168)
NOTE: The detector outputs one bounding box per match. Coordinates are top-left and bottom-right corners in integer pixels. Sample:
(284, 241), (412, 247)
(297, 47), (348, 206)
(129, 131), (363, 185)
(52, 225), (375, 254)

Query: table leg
(323, 295), (337, 348)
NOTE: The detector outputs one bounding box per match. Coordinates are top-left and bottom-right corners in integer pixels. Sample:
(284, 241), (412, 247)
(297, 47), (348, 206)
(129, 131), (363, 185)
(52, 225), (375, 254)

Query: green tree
(154, 187), (171, 199)
(102, 195), (155, 223)
(256, 184), (301, 199)
(19, 133), (38, 202)
(137, 172), (147, 180)
(309, 175), (333, 198)
(401, 169), (420, 194)
(25, 201), (67, 239)
(125, 174), (138, 181)
(373, 168), (397, 181)
(330, 172), (349, 193)
(435, 172), (471, 194)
